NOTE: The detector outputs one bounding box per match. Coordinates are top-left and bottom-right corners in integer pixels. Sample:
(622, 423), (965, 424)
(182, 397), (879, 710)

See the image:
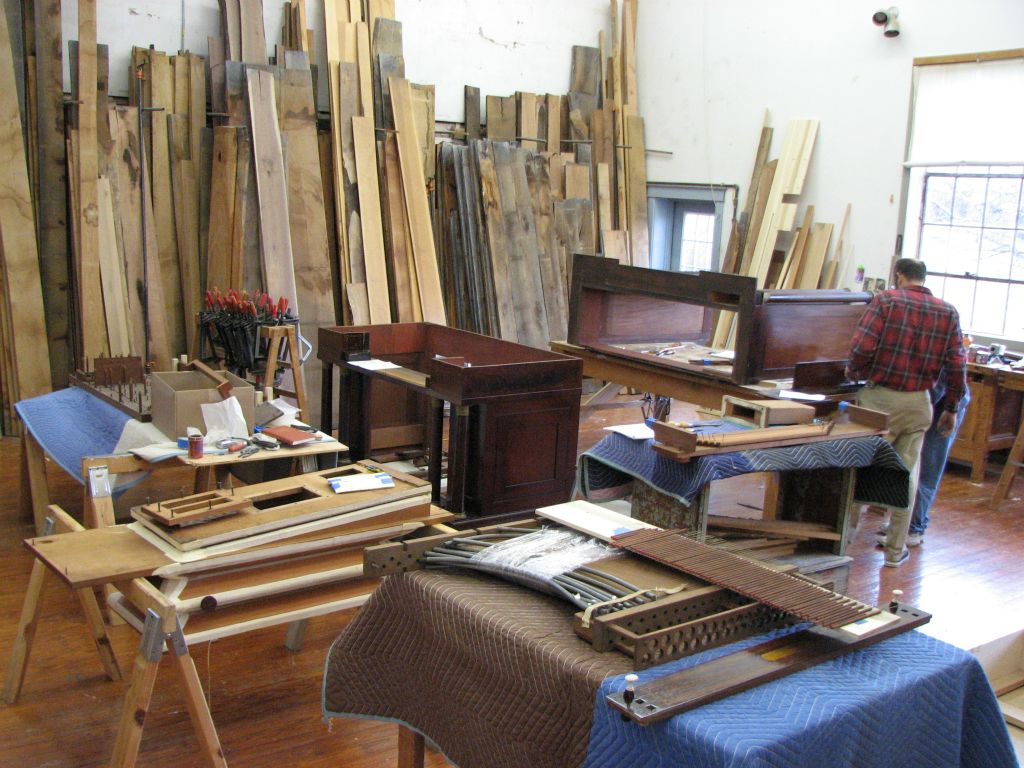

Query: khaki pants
(857, 385), (933, 561)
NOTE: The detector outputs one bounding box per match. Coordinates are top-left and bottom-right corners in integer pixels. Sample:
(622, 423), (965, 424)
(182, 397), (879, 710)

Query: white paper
(268, 397), (301, 421)
(605, 423), (656, 440)
(350, 358), (401, 371)
(778, 389), (827, 402)
(329, 473), (396, 493)
(200, 395), (249, 443)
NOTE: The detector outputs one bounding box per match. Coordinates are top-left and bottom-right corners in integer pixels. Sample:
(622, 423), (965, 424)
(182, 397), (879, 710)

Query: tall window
(916, 169), (1024, 337)
(902, 52), (1024, 341)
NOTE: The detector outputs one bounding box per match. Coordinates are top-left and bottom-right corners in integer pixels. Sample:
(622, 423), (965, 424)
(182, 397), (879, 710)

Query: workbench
(577, 431), (910, 556)
(949, 362), (1023, 482)
(322, 569), (1015, 768)
(16, 386), (346, 535)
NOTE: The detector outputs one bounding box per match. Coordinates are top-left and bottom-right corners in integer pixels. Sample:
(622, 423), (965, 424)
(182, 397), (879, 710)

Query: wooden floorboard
(1, 395), (1022, 765)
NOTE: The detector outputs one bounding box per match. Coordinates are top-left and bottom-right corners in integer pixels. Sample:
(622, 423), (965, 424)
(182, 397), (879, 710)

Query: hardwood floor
(1, 396), (1022, 766)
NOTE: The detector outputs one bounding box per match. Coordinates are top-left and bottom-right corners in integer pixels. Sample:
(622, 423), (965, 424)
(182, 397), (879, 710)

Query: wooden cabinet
(318, 323), (583, 518)
(949, 363), (1023, 482)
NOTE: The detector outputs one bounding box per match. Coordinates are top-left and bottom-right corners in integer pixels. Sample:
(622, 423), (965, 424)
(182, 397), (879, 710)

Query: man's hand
(937, 410), (956, 437)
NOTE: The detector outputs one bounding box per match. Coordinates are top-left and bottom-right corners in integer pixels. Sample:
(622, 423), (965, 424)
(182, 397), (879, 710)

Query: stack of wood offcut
(434, 0), (650, 347)
(711, 112), (853, 348)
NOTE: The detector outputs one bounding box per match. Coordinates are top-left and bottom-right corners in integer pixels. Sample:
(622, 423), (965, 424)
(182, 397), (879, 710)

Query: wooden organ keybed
(611, 528), (878, 629)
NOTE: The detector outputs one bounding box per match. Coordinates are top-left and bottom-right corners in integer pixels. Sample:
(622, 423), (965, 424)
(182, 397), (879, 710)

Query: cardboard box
(151, 370), (255, 439)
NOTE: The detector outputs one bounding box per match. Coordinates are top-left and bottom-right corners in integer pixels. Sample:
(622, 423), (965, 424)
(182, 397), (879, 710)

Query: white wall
(638, 0), (1024, 286)
(62, 0), (1024, 285)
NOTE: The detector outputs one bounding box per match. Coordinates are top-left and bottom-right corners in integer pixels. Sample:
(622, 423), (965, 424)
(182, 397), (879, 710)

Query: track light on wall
(872, 7), (900, 38)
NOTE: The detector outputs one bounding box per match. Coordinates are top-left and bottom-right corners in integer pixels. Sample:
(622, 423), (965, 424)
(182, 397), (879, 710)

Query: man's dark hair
(894, 258), (927, 282)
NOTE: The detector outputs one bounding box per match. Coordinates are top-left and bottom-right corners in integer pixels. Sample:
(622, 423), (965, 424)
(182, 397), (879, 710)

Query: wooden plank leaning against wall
(0, 6), (52, 415)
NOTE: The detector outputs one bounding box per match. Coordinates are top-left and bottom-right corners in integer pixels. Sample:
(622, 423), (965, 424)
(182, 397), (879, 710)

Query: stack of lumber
(433, 0), (651, 345)
(0, 0), (658, 431)
(711, 113), (853, 349)
(323, 0), (444, 327)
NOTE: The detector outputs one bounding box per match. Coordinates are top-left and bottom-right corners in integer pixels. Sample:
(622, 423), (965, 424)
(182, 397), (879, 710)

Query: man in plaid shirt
(846, 258), (967, 567)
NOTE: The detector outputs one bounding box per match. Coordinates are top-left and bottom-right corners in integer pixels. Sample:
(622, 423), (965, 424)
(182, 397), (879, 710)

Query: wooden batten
(75, 0), (108, 365)
(168, 114), (201, 356)
(517, 92), (540, 151)
(485, 95), (515, 142)
(95, 177), (131, 356)
(390, 76), (446, 324)
(465, 86), (481, 141)
(545, 94), (562, 155)
(352, 115), (391, 324)
(238, 0), (267, 64)
(799, 223), (834, 290)
(623, 114), (649, 268)
(780, 205), (814, 289)
(281, 66), (334, 426)
(381, 132), (416, 322)
(147, 50), (186, 358)
(206, 126), (240, 293)
(33, 0), (70, 387)
(247, 68), (299, 313)
(0, 6), (52, 403)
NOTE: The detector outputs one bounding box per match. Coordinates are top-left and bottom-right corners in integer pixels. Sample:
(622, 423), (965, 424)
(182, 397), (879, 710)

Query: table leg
(447, 405), (470, 515)
(427, 399), (444, 506)
(340, 370), (370, 460)
(397, 725), (424, 768)
(321, 362), (334, 435)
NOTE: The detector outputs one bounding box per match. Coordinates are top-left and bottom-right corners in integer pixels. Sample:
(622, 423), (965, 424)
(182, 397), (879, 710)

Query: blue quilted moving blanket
(586, 627), (1019, 768)
(578, 432), (911, 509)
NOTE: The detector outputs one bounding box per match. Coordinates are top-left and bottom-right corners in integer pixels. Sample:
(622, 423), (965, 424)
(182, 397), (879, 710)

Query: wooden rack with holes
(138, 491), (248, 527)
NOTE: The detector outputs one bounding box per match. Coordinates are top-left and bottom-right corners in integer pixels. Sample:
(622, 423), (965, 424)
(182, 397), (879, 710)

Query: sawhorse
(990, 369), (1024, 509)
(3, 505), (226, 767)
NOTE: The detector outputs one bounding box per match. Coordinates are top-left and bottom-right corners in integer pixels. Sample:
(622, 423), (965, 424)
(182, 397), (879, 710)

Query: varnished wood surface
(2, 391), (1023, 765)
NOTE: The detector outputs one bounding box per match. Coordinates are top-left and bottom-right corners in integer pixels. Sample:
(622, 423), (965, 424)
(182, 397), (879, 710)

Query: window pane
(947, 226), (982, 275)
(923, 176), (954, 224)
(1007, 283), (1024, 340)
(978, 228), (1014, 279)
(972, 280), (1009, 335)
(942, 277), (976, 329)
(678, 211), (715, 271)
(1015, 231), (1024, 281)
(952, 177), (987, 226)
(927, 275), (946, 296)
(919, 224), (952, 274)
(984, 177), (1021, 229)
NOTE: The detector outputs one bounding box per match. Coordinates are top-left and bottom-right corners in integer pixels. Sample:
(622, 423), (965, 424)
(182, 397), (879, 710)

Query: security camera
(872, 7), (900, 37)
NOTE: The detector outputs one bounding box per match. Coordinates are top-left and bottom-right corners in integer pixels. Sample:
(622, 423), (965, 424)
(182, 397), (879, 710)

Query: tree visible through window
(916, 169), (1024, 337)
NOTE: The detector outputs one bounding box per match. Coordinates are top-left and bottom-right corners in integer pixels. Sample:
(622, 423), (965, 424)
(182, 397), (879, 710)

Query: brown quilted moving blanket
(322, 569), (632, 768)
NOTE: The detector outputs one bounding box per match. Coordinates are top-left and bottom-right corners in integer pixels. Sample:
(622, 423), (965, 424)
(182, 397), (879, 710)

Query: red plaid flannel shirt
(847, 285), (966, 411)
